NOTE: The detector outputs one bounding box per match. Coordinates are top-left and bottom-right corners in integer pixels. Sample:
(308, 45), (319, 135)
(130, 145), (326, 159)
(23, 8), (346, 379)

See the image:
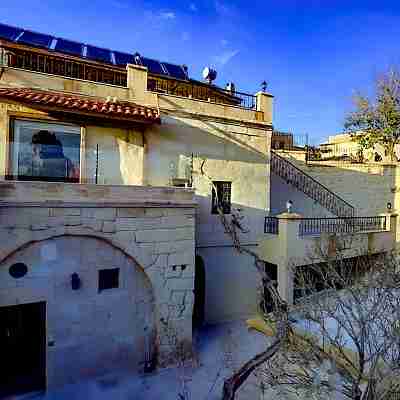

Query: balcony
(1, 45), (127, 87)
(0, 45), (262, 113)
(259, 213), (395, 304)
(265, 215), (388, 236)
(147, 76), (257, 110)
(260, 213), (394, 268)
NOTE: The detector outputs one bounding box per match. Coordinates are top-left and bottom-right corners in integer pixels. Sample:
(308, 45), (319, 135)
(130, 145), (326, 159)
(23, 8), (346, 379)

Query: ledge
(0, 181), (197, 208)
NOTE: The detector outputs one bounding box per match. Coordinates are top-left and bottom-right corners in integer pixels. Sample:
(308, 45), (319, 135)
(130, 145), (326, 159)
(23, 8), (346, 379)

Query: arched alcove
(0, 235), (155, 393)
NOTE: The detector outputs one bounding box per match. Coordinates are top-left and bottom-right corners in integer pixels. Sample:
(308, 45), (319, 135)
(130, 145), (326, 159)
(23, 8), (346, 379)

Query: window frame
(6, 117), (83, 183)
(211, 181), (232, 215)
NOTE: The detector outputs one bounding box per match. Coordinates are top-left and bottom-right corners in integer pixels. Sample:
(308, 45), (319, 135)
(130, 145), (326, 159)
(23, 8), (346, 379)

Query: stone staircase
(270, 151), (355, 217)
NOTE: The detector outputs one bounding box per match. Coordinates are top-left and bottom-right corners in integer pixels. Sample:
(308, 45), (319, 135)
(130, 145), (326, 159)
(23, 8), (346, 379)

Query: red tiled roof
(0, 87), (160, 123)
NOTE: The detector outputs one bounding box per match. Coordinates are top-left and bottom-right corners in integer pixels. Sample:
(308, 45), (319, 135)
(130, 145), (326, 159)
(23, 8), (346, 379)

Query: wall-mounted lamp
(71, 273), (81, 291)
(387, 202), (392, 211)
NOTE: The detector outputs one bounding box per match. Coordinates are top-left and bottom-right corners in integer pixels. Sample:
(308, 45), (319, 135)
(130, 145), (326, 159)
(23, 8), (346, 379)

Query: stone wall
(84, 125), (145, 185)
(0, 202), (196, 388)
(271, 153), (400, 217)
(142, 114), (271, 323)
(305, 163), (398, 216)
(144, 114), (270, 244)
(0, 236), (154, 387)
(0, 101), (146, 186)
(197, 245), (260, 323)
(0, 62), (274, 331)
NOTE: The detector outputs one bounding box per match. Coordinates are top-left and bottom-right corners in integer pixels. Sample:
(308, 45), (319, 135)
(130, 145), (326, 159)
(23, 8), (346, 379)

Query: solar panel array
(86, 45), (112, 64)
(162, 62), (188, 81)
(0, 23), (23, 41)
(140, 57), (165, 76)
(54, 38), (83, 57)
(16, 30), (53, 48)
(0, 22), (189, 80)
(114, 51), (135, 66)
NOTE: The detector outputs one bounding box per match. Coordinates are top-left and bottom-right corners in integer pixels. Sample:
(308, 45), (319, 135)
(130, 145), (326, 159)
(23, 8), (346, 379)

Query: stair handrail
(271, 150), (355, 217)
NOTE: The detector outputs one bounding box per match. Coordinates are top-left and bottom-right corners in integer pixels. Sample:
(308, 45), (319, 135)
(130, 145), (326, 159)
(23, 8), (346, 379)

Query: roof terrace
(0, 22), (264, 112)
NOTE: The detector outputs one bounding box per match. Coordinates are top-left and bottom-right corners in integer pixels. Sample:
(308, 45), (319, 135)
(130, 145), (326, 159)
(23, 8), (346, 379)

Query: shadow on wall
(139, 115), (271, 324)
(194, 194), (268, 324)
(143, 114), (269, 186)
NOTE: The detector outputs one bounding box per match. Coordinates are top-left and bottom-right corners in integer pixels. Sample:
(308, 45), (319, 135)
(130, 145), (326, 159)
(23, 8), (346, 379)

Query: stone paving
(10, 320), (271, 400)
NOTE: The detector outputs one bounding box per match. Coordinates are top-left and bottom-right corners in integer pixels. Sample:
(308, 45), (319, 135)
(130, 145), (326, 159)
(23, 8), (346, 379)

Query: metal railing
(385, 392), (400, 400)
(1, 46), (258, 110)
(147, 77), (257, 110)
(299, 216), (387, 236)
(272, 132), (309, 151)
(270, 151), (355, 217)
(264, 216), (279, 234)
(2, 46), (127, 86)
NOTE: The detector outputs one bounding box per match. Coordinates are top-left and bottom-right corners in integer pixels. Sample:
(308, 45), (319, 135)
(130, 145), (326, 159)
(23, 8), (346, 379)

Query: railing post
(256, 91), (274, 124)
(0, 47), (6, 67)
(126, 63), (148, 102)
(275, 212), (303, 305)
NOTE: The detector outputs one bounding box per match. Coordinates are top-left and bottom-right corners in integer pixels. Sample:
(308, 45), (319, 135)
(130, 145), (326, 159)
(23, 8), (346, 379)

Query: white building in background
(319, 132), (400, 162)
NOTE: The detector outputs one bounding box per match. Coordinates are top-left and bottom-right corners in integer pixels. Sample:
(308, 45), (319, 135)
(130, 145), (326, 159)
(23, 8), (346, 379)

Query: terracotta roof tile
(0, 87), (161, 123)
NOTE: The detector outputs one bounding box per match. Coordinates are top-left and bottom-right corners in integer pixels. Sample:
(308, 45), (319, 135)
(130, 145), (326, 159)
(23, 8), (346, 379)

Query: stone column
(275, 212), (303, 305)
(256, 91), (274, 124)
(126, 63), (148, 103)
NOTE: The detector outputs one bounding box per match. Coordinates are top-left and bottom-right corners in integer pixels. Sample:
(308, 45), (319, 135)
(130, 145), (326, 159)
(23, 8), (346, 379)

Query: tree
(198, 159), (400, 400)
(197, 159), (290, 400)
(345, 69), (400, 161)
(261, 252), (400, 400)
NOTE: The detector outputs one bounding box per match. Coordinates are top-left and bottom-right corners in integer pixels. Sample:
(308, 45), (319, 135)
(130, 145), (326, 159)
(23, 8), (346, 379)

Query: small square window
(211, 181), (231, 214)
(98, 268), (119, 292)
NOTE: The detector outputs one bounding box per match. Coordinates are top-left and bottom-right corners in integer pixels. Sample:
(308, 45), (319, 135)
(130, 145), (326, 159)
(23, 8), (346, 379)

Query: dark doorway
(261, 262), (278, 313)
(0, 302), (46, 397)
(193, 255), (206, 328)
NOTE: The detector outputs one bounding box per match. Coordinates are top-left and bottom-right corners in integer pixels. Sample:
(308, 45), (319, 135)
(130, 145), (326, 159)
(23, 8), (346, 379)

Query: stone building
(0, 22), (273, 395)
(319, 132), (400, 162)
(1, 21), (398, 398)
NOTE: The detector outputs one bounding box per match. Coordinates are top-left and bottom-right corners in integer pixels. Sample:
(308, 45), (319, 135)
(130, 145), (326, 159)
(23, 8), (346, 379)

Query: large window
(211, 181), (232, 214)
(9, 120), (81, 182)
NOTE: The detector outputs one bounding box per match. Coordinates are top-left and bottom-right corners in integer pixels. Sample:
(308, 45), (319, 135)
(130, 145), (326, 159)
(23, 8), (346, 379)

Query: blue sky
(1, 0), (400, 144)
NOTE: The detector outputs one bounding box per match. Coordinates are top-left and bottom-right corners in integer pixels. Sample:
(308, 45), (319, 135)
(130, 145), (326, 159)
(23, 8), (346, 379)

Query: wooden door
(0, 302), (46, 397)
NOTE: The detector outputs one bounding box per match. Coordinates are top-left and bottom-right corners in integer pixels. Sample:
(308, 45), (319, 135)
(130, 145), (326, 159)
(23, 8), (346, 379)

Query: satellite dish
(134, 52), (141, 64)
(226, 82), (235, 93)
(202, 67), (217, 84)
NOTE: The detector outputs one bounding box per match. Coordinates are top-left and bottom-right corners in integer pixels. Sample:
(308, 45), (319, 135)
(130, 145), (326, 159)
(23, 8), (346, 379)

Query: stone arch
(0, 233), (151, 274)
(0, 235), (156, 389)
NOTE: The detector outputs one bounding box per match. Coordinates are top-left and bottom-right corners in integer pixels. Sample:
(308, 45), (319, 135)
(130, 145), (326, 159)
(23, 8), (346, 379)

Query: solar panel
(140, 57), (165, 75)
(17, 30), (53, 49)
(162, 62), (187, 80)
(0, 23), (23, 41)
(0, 23), (191, 80)
(86, 45), (112, 64)
(114, 51), (134, 66)
(54, 38), (83, 57)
